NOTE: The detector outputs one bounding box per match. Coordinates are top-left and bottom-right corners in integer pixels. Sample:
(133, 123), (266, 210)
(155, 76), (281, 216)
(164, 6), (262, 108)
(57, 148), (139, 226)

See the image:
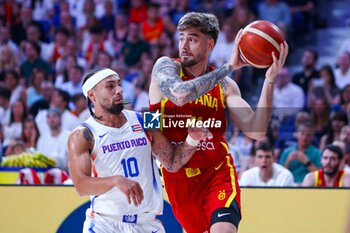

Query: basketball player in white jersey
(68, 68), (211, 233)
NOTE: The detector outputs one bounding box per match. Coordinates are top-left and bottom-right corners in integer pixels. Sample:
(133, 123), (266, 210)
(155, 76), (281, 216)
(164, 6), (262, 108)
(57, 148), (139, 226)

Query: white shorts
(82, 209), (165, 233)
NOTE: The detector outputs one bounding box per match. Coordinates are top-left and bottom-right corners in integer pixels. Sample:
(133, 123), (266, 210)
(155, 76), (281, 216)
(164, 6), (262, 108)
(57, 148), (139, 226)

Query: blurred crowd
(0, 0), (350, 186)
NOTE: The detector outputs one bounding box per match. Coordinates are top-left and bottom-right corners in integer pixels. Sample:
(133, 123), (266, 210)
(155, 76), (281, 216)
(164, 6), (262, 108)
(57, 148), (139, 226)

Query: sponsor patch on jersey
(122, 214), (137, 223)
(131, 124), (143, 132)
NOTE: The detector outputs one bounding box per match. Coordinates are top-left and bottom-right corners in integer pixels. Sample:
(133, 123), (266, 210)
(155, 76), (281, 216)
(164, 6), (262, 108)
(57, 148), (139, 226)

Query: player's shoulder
(219, 76), (241, 96)
(153, 56), (179, 69)
(69, 124), (94, 144)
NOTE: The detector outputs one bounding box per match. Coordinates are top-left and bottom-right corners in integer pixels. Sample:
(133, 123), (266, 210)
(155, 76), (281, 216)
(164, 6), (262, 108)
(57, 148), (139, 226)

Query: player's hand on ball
(115, 176), (144, 206)
(265, 41), (289, 82)
(188, 126), (213, 141)
(229, 29), (249, 70)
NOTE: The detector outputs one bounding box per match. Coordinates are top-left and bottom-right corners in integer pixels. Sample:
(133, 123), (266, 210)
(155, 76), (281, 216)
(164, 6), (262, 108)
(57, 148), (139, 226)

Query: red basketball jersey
(314, 169), (346, 187)
(149, 62), (228, 169)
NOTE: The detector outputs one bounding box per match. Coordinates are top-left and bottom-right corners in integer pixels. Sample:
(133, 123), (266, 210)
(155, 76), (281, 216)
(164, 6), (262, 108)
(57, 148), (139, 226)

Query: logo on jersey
(122, 214), (137, 223)
(218, 190), (226, 200)
(131, 124), (143, 132)
(144, 110), (161, 129)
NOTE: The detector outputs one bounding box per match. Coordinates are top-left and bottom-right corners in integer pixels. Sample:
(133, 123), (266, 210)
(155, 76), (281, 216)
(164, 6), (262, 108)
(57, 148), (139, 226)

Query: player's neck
(185, 60), (209, 77)
(96, 112), (127, 128)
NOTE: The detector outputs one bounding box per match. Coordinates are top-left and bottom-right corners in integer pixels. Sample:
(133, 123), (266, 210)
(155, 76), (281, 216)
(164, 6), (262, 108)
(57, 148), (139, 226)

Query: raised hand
(115, 176), (144, 206)
(265, 41), (289, 82)
(229, 29), (249, 70)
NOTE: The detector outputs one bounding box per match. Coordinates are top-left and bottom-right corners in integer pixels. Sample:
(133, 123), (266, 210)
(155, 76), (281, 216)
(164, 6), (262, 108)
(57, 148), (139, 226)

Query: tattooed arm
(149, 56), (232, 106)
(150, 127), (211, 172)
(68, 126), (144, 206)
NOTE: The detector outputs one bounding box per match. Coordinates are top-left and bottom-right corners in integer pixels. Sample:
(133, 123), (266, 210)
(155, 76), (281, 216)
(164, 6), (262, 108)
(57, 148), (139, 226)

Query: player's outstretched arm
(150, 127), (211, 172)
(150, 56), (232, 106)
(68, 126), (143, 206)
(223, 42), (288, 140)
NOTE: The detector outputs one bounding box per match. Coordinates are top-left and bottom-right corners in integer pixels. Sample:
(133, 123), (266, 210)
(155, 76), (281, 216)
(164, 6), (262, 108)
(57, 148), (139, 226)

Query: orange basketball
(239, 20), (285, 68)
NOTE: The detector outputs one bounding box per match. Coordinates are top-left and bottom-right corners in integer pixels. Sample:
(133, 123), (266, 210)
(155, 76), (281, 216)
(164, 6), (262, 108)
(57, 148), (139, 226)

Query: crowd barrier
(0, 186), (349, 233)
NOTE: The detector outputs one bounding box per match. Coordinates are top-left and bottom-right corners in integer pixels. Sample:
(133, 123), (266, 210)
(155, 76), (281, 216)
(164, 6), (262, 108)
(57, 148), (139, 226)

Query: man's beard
(181, 58), (197, 67)
(324, 165), (339, 177)
(107, 103), (124, 115)
(180, 52), (206, 68)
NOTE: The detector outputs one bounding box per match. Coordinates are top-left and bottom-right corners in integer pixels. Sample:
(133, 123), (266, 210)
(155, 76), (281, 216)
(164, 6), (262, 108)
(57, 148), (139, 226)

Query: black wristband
(305, 161), (312, 167)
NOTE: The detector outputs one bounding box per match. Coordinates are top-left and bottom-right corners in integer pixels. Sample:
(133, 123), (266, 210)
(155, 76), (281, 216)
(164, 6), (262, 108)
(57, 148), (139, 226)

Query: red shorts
(162, 155), (241, 233)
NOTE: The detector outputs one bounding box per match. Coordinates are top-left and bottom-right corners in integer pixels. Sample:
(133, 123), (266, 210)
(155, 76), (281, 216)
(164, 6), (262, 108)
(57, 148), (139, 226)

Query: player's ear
(208, 38), (215, 52)
(88, 90), (96, 102)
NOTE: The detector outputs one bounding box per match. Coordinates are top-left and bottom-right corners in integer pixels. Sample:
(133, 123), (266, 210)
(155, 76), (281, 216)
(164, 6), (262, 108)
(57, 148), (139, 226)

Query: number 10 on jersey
(121, 157), (139, 177)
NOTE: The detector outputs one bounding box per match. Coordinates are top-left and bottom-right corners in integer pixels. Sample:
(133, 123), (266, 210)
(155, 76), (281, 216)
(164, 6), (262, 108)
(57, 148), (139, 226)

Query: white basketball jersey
(83, 110), (163, 216)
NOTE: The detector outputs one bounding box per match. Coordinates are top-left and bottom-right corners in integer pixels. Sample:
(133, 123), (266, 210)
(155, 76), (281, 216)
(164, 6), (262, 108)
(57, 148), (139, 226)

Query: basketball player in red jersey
(302, 144), (350, 187)
(148, 12), (288, 233)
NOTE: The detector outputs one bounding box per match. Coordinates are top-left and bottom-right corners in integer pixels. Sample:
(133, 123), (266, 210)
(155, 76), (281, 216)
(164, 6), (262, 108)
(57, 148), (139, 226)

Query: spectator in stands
(338, 38), (350, 56)
(257, 0), (291, 37)
(20, 41), (52, 82)
(129, 0), (148, 24)
(37, 108), (70, 172)
(2, 70), (23, 106)
(141, 3), (164, 43)
(293, 49), (319, 95)
(99, 0), (115, 33)
(0, 45), (18, 75)
(229, 128), (254, 175)
(240, 142), (295, 186)
(89, 50), (113, 70)
(308, 64), (340, 108)
(121, 23), (150, 67)
(71, 93), (89, 122)
(209, 21), (236, 67)
(75, 0), (96, 30)
(334, 52), (350, 89)
(35, 88), (79, 135)
(2, 99), (27, 150)
(286, 0), (315, 35)
(55, 38), (87, 83)
(58, 11), (74, 35)
(133, 79), (149, 112)
(82, 25), (114, 64)
(340, 84), (350, 114)
(229, 4), (256, 36)
(319, 111), (348, 150)
(22, 22), (51, 60)
(10, 6), (46, 45)
(279, 121), (321, 184)
(112, 13), (129, 57)
(273, 67), (305, 117)
(4, 139), (26, 156)
(21, 116), (39, 152)
(28, 80), (53, 117)
(23, 68), (46, 109)
(47, 27), (70, 65)
(0, 87), (11, 125)
(0, 26), (18, 55)
(59, 65), (84, 97)
(308, 97), (330, 145)
(302, 144), (350, 187)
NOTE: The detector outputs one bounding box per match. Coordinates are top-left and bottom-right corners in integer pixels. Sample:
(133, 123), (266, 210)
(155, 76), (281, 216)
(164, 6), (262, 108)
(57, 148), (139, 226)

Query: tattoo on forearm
(154, 142), (197, 172)
(153, 57), (232, 104)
